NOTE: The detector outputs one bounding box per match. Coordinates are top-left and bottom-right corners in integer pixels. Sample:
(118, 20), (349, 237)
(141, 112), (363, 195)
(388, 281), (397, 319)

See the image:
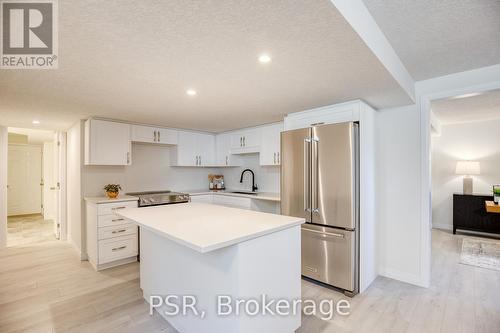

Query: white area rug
(460, 238), (500, 271)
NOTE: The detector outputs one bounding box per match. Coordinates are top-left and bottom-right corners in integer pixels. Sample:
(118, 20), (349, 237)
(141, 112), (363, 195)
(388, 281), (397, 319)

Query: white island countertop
(116, 202), (303, 253)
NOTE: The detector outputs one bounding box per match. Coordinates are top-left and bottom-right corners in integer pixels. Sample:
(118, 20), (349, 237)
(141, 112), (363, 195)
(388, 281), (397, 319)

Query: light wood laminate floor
(0, 229), (499, 332)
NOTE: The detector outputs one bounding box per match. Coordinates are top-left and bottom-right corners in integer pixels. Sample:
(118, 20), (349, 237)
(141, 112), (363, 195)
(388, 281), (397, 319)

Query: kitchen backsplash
(82, 144), (280, 197)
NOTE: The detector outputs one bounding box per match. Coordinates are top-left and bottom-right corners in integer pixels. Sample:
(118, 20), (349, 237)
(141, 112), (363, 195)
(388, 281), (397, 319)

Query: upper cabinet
(131, 125), (177, 145)
(84, 119), (131, 166)
(171, 131), (215, 166)
(259, 123), (283, 166)
(230, 128), (262, 154)
(215, 133), (241, 166)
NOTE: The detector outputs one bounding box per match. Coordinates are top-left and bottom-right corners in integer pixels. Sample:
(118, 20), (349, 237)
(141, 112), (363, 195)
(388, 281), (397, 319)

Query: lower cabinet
(85, 199), (138, 270)
(190, 194), (279, 213)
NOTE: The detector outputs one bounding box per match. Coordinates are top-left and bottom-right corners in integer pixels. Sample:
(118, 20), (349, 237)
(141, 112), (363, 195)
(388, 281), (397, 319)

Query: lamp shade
(456, 161), (480, 175)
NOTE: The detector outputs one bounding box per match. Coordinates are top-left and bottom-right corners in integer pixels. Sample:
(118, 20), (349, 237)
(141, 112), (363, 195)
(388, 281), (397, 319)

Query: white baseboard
(378, 266), (427, 288)
(432, 223), (453, 231)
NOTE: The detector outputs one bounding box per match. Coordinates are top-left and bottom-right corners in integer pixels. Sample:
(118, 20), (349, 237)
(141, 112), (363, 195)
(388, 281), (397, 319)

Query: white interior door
(7, 144), (43, 216)
(43, 142), (57, 222)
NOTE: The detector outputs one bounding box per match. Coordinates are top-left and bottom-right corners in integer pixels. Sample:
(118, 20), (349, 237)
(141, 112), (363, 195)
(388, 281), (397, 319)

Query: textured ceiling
(0, 0), (412, 132)
(363, 0), (500, 80)
(432, 89), (500, 124)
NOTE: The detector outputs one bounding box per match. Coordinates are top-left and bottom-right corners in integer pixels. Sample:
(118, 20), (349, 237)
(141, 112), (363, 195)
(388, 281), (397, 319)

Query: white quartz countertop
(181, 189), (280, 202)
(115, 202), (303, 253)
(84, 195), (139, 204)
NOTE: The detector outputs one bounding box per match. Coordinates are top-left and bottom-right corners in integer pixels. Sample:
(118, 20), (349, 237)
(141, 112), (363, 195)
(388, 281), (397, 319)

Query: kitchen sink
(229, 191), (258, 195)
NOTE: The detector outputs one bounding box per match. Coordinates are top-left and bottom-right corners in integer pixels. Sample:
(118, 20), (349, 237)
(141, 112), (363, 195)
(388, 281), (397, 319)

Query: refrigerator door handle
(302, 227), (345, 239)
(312, 137), (319, 213)
(304, 138), (311, 212)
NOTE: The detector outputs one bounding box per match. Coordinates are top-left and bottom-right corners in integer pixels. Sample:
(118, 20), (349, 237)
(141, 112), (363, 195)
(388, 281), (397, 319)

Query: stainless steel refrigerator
(281, 122), (359, 296)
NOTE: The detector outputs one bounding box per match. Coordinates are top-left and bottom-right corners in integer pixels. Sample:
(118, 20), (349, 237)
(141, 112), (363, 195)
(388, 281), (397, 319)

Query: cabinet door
(85, 119), (131, 165)
(131, 125), (156, 143)
(242, 128), (262, 148)
(196, 133), (215, 166)
(175, 131), (198, 166)
(157, 128), (178, 145)
(230, 133), (244, 149)
(260, 123), (282, 166)
(190, 194), (213, 204)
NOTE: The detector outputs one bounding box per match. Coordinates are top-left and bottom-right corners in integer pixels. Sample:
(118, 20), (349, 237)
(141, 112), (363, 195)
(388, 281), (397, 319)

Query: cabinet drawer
(97, 201), (138, 216)
(98, 224), (137, 240)
(97, 214), (130, 227)
(99, 236), (137, 264)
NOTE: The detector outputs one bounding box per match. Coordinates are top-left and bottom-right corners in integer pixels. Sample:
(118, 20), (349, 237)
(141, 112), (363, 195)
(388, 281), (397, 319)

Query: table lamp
(456, 161), (480, 195)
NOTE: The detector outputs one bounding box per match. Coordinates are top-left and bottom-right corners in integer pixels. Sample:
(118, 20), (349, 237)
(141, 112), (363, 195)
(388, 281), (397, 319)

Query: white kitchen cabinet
(212, 195), (252, 210)
(84, 119), (131, 166)
(259, 123), (283, 166)
(85, 198), (138, 270)
(230, 127), (262, 154)
(215, 133), (241, 166)
(171, 131), (215, 166)
(131, 125), (177, 145)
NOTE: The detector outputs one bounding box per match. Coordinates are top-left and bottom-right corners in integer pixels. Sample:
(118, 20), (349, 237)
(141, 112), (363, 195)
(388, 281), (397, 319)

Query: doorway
(6, 128), (61, 246)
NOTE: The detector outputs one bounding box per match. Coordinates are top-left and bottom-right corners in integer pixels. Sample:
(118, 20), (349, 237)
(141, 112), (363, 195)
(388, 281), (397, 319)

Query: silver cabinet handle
(302, 228), (345, 238)
(304, 138), (311, 212)
(126, 152), (130, 164)
(154, 130), (157, 142)
(158, 130), (160, 142)
(240, 137), (243, 147)
(112, 206), (126, 210)
(111, 218), (124, 222)
(226, 156), (228, 165)
(277, 152), (280, 164)
(199, 155), (202, 165)
(243, 136), (246, 146)
(274, 152), (276, 164)
(112, 245), (127, 251)
(112, 229), (127, 234)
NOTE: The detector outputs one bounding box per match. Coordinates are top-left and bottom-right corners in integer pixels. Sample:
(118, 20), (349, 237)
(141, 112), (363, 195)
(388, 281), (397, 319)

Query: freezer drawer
(301, 224), (356, 292)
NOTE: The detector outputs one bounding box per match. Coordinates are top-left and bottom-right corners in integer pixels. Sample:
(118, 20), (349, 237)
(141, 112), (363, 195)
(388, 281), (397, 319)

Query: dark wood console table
(453, 194), (500, 235)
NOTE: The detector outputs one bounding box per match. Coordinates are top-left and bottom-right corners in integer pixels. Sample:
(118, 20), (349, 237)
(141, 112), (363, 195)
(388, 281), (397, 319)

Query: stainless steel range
(127, 190), (190, 207)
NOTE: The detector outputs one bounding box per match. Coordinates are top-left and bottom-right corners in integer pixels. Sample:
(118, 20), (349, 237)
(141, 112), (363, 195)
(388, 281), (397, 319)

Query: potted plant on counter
(104, 184), (122, 199)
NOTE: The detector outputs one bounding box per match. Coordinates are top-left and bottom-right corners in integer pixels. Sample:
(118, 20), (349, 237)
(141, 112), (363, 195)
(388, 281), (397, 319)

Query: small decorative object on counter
(214, 175), (225, 190)
(494, 185), (500, 204)
(208, 174), (215, 190)
(104, 184), (122, 199)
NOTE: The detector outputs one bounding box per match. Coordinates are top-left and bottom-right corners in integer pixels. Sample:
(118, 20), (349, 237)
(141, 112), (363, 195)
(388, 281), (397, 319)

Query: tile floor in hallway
(7, 214), (56, 247)
(0, 228), (499, 332)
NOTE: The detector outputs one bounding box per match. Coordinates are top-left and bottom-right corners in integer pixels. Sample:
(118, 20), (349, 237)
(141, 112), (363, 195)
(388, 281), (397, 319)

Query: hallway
(7, 214), (55, 247)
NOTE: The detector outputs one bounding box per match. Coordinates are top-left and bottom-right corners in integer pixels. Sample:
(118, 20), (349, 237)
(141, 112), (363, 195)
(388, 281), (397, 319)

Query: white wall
(66, 121), (84, 257)
(432, 119), (500, 230)
(222, 154), (280, 193)
(377, 105), (423, 285)
(0, 126), (8, 249)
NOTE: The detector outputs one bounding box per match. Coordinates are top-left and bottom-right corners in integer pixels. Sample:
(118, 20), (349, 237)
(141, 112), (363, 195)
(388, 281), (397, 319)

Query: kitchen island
(116, 202), (304, 333)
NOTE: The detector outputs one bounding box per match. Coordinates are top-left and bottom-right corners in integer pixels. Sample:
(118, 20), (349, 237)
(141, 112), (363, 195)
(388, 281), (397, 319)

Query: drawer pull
(112, 207), (127, 210)
(112, 246), (127, 252)
(111, 218), (124, 222)
(112, 229), (127, 234)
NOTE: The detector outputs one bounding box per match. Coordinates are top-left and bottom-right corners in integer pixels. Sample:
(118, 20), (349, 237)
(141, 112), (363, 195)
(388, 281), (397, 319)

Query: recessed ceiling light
(186, 89), (197, 96)
(32, 120), (40, 125)
(258, 54), (271, 64)
(451, 92), (483, 100)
